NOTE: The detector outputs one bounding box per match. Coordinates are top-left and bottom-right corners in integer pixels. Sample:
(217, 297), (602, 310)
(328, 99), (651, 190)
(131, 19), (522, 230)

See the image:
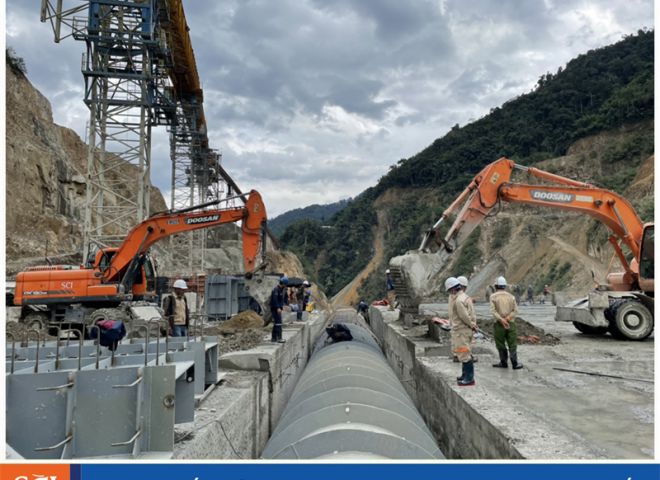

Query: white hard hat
(445, 277), (460, 291)
(303, 281), (310, 286)
(495, 276), (507, 287)
(457, 276), (468, 287)
(173, 279), (188, 290)
(386, 269), (390, 274)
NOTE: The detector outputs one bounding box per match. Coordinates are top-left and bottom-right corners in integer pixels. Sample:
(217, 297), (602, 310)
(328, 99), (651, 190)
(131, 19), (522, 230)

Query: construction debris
(215, 329), (266, 357)
(476, 317), (560, 346)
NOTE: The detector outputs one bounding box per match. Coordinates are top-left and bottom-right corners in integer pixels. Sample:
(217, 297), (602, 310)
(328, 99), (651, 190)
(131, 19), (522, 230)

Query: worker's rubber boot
(492, 349), (508, 368)
(458, 360), (475, 386)
(510, 350), (523, 370)
(457, 362), (465, 382)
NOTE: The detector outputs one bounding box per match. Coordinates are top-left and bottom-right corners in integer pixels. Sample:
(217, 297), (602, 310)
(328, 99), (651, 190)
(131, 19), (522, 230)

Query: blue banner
(79, 464), (659, 480)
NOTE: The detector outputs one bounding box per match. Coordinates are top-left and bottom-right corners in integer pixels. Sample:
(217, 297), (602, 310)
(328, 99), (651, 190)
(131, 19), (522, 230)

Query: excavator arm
(102, 190), (267, 284)
(423, 158), (644, 273)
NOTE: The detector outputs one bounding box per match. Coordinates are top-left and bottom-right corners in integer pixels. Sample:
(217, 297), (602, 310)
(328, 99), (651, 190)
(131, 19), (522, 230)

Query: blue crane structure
(39, 0), (265, 272)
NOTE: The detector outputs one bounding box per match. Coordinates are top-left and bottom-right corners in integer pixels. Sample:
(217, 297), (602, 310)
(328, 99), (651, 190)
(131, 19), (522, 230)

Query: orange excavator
(14, 190), (270, 330)
(389, 158), (654, 340)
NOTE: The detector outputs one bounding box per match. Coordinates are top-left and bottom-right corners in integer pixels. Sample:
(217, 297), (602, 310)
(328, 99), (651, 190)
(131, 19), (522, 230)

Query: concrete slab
(129, 306), (161, 321)
(6, 307), (21, 323)
(380, 302), (655, 459)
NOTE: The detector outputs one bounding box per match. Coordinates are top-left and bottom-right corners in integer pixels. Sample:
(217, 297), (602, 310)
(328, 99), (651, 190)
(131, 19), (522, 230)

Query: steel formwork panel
(6, 335), (219, 459)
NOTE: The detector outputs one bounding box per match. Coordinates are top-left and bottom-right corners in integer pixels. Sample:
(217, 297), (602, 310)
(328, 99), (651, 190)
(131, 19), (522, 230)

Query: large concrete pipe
(261, 310), (444, 459)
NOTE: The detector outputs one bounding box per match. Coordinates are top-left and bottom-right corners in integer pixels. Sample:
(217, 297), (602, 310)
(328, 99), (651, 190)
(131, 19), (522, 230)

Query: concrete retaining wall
(177, 312), (328, 459)
(217, 312), (328, 434)
(369, 306), (523, 459)
(174, 371), (270, 459)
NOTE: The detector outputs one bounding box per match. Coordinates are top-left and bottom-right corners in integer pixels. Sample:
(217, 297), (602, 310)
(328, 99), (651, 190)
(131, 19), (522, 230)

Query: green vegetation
(280, 31), (655, 297)
(601, 132), (654, 165)
(382, 195), (445, 260)
(6, 46), (27, 76)
(631, 197), (655, 223)
(378, 30), (653, 195)
(357, 264), (388, 304)
(269, 198), (352, 237)
(593, 131), (654, 194)
(280, 190), (378, 297)
(531, 260), (573, 292)
(597, 168), (639, 194)
(490, 218), (512, 250)
(451, 227), (483, 277)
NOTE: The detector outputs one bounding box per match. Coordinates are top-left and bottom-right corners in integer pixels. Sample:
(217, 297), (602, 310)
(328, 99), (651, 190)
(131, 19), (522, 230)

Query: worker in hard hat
(165, 279), (190, 337)
(270, 277), (288, 343)
(457, 275), (478, 363)
(386, 269), (395, 311)
(490, 277), (523, 369)
(446, 277), (477, 386)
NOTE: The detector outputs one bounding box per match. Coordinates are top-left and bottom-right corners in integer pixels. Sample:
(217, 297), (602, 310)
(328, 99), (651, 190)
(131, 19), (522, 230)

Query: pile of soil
(216, 329), (266, 356)
(204, 310), (264, 335)
(477, 317), (560, 346)
(6, 321), (58, 342)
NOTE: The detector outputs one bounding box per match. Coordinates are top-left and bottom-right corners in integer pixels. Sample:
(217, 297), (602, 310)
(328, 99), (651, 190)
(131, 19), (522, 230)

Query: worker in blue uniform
(270, 277), (288, 343)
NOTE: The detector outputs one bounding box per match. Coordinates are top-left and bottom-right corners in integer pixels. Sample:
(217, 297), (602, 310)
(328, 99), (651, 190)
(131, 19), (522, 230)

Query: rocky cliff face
(5, 64), (305, 288)
(5, 63), (167, 276)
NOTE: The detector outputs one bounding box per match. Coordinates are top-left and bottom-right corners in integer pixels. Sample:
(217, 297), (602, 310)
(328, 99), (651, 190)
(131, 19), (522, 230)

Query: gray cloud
(6, 0), (654, 216)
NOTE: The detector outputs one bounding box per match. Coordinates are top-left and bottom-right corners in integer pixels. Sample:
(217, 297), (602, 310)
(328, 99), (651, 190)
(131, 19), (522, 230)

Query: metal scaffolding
(167, 92), (226, 272)
(39, 0), (232, 269)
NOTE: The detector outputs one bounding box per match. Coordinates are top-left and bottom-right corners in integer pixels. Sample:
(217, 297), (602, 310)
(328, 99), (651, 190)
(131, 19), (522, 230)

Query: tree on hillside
(6, 46), (27, 76)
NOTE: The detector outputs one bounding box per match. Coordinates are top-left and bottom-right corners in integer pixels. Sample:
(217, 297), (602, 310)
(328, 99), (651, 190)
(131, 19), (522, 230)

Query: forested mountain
(269, 198), (352, 237)
(280, 29), (654, 300)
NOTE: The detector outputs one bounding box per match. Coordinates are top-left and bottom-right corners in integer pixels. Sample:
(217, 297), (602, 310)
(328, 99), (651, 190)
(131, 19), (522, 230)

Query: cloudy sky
(6, 0), (654, 217)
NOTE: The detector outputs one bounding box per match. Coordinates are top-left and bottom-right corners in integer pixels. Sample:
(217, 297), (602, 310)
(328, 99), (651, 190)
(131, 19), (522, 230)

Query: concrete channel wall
(369, 306), (523, 459)
(175, 312), (327, 459)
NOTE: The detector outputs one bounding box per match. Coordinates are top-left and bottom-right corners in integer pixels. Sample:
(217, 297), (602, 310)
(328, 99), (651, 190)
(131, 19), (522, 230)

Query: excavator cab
(639, 223), (654, 284)
(91, 247), (157, 299)
(130, 254), (157, 300)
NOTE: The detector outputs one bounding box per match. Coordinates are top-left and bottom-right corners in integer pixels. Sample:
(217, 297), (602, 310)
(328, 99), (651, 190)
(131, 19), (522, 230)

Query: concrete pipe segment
(261, 309), (444, 460)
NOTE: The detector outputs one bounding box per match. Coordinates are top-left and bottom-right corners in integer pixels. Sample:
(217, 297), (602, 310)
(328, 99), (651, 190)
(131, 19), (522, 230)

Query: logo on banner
(15, 476), (57, 480)
(530, 190), (574, 203)
(0, 465), (70, 480)
(185, 215), (220, 225)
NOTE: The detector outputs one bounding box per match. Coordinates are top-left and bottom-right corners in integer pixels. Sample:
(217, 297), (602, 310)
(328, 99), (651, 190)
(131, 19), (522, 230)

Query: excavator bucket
(389, 183), (488, 314)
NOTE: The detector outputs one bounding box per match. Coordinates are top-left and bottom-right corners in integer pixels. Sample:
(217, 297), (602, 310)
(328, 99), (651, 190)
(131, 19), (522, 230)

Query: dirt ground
(205, 310), (264, 334)
(476, 316), (560, 346)
(6, 321), (58, 343)
(202, 310), (270, 356)
(415, 313), (560, 346)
